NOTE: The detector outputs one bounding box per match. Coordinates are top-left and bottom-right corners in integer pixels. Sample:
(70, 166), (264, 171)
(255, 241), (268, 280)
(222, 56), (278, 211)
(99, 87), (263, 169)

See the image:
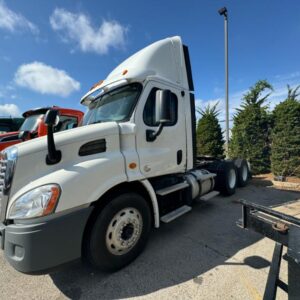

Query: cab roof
(22, 106), (83, 118)
(81, 36), (194, 106)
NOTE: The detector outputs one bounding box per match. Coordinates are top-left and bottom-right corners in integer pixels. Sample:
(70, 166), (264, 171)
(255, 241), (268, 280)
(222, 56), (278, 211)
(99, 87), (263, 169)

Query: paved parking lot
(0, 183), (299, 300)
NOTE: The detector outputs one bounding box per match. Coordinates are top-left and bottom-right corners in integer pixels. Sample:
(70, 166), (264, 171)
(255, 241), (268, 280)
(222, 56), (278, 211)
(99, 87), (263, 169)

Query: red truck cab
(0, 106), (83, 151)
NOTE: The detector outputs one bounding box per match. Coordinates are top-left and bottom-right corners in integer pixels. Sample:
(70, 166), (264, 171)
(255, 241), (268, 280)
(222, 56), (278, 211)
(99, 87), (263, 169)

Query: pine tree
(271, 85), (300, 177)
(196, 102), (224, 158)
(229, 80), (273, 174)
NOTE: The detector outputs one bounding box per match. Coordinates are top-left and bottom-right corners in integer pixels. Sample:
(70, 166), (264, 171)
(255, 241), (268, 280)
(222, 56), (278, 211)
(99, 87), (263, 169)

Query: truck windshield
(82, 83), (142, 125)
(19, 114), (43, 132)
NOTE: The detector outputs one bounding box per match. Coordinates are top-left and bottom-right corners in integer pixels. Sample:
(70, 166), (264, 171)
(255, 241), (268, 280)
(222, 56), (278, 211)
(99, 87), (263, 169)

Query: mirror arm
(146, 123), (164, 142)
(44, 109), (61, 165)
(46, 124), (61, 165)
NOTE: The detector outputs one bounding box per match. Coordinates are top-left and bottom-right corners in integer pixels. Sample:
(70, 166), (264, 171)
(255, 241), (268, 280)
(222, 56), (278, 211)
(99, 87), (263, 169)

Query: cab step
(160, 205), (192, 223)
(199, 190), (220, 201)
(156, 181), (189, 196)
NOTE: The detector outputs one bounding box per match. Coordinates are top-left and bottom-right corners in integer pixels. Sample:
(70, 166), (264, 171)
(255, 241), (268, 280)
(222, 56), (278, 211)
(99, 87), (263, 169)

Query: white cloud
(0, 0), (38, 34)
(274, 71), (300, 81)
(0, 104), (21, 116)
(50, 8), (127, 54)
(267, 73), (300, 109)
(14, 62), (80, 97)
(0, 84), (17, 100)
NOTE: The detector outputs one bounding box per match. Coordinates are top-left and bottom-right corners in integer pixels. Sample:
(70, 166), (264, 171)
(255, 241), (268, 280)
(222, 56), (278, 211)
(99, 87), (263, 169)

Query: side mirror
(18, 130), (31, 141)
(146, 89), (172, 142)
(155, 90), (172, 124)
(44, 109), (61, 165)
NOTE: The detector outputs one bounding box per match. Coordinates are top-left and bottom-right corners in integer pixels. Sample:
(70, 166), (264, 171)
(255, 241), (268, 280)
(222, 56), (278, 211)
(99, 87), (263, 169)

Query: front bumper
(0, 206), (93, 274)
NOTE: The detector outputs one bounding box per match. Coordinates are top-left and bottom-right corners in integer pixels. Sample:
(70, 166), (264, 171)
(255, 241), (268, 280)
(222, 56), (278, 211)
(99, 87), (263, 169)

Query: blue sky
(0, 0), (300, 124)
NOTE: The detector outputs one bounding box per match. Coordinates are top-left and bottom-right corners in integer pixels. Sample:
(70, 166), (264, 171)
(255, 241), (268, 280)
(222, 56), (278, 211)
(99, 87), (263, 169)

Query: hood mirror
(44, 109), (61, 165)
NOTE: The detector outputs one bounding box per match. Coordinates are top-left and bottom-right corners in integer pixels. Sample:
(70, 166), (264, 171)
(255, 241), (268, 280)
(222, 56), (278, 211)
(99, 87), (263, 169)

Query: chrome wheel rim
(228, 169), (236, 189)
(106, 207), (142, 255)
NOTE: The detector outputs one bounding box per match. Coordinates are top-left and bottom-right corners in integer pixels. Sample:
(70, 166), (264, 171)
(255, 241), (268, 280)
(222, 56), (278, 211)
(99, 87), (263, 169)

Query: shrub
(196, 103), (224, 158)
(229, 80), (273, 174)
(271, 85), (300, 177)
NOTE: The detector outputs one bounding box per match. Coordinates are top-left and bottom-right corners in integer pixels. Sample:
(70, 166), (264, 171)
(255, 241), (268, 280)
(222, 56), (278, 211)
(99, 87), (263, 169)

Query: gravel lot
(0, 183), (299, 300)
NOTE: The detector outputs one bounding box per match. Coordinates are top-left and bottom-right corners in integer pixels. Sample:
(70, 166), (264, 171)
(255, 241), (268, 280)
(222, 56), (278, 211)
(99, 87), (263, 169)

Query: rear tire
(234, 159), (249, 187)
(83, 193), (151, 272)
(206, 160), (237, 196)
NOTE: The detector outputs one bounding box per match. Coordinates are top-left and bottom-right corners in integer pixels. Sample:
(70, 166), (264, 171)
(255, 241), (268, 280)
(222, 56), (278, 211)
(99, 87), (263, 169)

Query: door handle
(177, 150), (182, 165)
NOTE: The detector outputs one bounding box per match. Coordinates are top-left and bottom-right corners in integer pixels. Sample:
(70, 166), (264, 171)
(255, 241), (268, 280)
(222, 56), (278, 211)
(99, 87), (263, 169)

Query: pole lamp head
(218, 7), (228, 17)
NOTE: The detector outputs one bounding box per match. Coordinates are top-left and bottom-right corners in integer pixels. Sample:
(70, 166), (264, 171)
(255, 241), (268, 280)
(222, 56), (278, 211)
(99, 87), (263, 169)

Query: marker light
(90, 80), (104, 91)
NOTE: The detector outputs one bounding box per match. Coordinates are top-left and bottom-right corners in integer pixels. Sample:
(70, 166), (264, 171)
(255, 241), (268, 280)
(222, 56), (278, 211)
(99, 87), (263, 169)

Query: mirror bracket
(146, 123), (164, 142)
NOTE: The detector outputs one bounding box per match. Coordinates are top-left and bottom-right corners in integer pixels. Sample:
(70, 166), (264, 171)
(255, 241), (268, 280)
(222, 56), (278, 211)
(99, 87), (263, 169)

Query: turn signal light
(129, 162), (137, 169)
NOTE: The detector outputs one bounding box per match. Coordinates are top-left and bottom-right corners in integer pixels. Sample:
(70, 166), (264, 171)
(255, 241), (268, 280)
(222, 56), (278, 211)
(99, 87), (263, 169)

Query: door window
(54, 115), (78, 132)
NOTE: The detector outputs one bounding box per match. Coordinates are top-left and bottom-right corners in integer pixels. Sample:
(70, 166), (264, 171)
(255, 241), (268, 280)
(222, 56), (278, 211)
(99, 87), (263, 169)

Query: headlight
(1, 146), (18, 161)
(8, 184), (61, 219)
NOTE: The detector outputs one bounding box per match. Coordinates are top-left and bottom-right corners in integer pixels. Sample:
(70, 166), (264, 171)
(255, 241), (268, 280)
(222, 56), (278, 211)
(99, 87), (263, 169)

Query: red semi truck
(0, 106), (84, 151)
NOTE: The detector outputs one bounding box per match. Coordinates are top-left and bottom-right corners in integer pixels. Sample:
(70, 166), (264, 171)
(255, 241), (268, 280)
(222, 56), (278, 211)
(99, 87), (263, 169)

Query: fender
(140, 179), (160, 228)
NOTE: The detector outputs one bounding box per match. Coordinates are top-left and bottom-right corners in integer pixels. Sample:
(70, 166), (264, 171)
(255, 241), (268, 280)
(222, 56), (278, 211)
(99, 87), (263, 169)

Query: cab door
(135, 81), (187, 178)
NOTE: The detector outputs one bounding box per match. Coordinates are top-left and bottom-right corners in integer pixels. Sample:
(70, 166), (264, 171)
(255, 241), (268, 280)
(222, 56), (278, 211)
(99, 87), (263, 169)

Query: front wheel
(83, 193), (151, 271)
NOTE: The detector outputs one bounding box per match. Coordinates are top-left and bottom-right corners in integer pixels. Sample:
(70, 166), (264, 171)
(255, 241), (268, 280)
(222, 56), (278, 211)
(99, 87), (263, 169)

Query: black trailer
(237, 199), (300, 300)
(0, 117), (24, 133)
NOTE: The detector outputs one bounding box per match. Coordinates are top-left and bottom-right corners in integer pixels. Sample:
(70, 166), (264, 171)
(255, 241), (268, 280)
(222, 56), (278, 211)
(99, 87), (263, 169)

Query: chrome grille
(0, 159), (7, 217)
(0, 147), (17, 222)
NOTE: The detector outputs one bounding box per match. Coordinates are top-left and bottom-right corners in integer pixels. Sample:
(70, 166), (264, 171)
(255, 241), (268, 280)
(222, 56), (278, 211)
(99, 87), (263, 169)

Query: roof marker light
(90, 80), (104, 91)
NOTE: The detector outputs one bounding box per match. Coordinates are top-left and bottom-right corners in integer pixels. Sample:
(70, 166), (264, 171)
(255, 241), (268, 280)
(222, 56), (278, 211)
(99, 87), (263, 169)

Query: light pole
(218, 7), (229, 157)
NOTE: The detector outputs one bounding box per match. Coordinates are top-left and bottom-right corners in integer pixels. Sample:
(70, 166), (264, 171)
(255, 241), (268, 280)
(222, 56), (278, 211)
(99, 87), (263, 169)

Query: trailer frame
(237, 199), (300, 300)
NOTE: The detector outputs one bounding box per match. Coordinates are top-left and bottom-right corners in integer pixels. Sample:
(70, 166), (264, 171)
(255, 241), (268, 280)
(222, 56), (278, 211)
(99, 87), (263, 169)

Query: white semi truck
(0, 36), (249, 273)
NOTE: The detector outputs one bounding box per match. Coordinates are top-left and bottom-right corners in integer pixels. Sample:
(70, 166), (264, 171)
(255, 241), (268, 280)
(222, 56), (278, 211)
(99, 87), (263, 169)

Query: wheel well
(91, 181), (153, 213)
(82, 181), (155, 253)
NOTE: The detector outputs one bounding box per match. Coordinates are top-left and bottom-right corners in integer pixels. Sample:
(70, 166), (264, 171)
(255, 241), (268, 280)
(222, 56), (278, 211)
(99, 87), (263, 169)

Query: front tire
(83, 193), (151, 272)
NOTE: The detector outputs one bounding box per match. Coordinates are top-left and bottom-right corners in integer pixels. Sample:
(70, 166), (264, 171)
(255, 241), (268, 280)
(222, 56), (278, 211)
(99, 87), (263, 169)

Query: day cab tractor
(0, 36), (250, 274)
(0, 106), (84, 151)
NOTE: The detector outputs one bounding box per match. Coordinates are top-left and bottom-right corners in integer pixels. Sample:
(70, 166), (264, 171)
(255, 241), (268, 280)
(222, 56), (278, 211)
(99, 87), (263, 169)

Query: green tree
(196, 102), (224, 158)
(271, 85), (300, 177)
(229, 80), (273, 174)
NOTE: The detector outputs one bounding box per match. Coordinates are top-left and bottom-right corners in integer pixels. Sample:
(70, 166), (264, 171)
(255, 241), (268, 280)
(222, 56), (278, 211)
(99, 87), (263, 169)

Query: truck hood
(9, 122), (120, 198)
(0, 131), (19, 141)
(15, 122), (118, 157)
